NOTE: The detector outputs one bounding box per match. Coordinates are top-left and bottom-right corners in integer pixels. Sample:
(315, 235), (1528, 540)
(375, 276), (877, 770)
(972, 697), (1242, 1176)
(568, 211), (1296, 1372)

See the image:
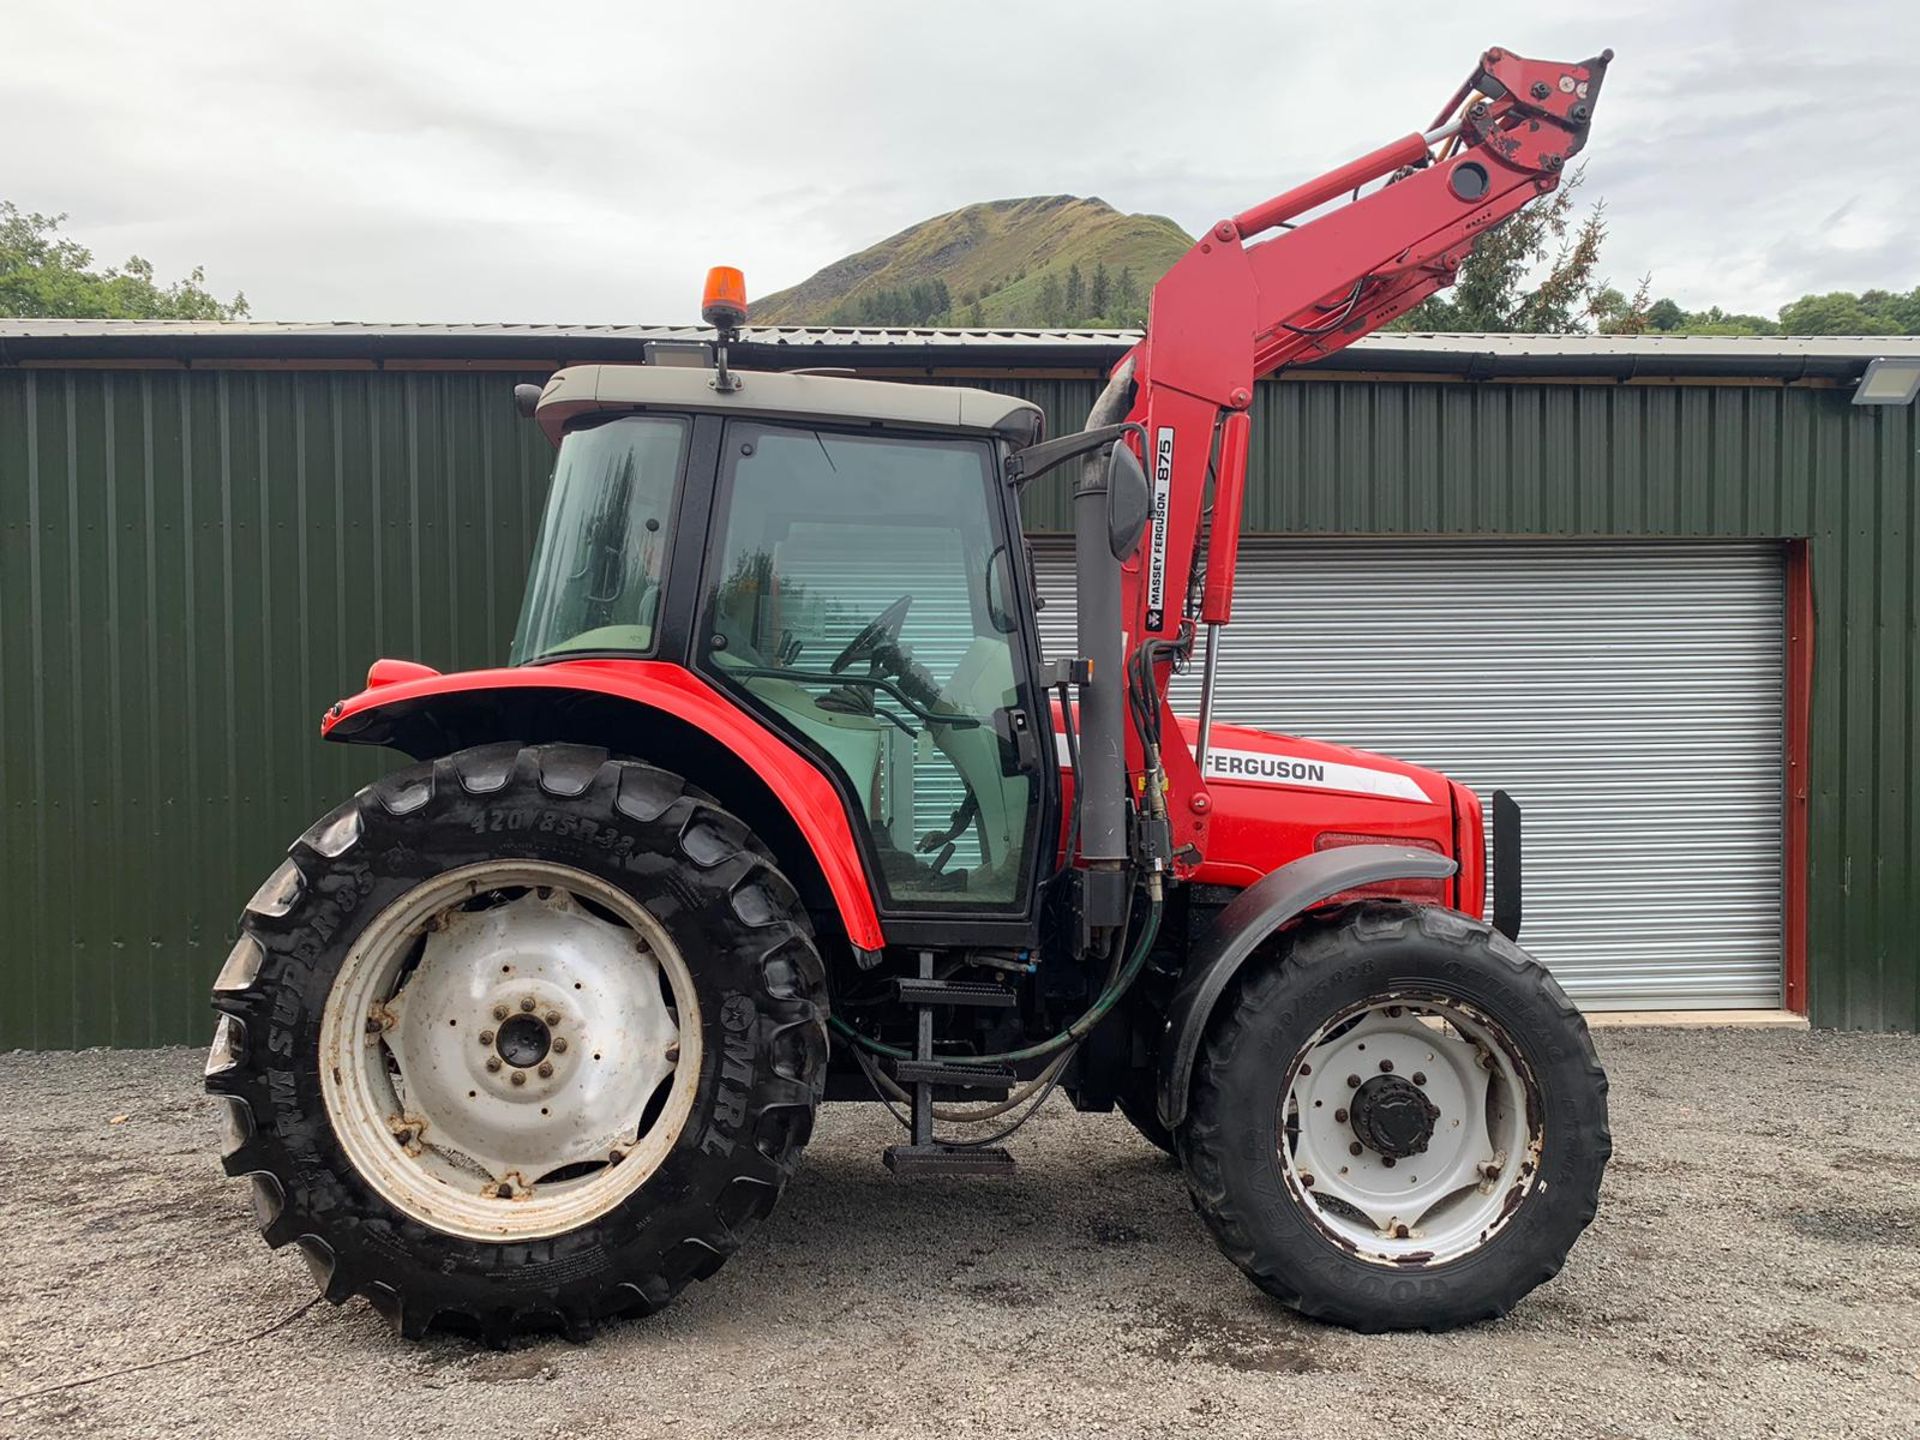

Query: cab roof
(534, 363), (1046, 449)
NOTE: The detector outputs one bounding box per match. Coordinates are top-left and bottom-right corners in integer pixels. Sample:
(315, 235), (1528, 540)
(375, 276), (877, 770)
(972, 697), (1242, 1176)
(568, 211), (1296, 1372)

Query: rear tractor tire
(205, 743), (828, 1343)
(1178, 901), (1610, 1332)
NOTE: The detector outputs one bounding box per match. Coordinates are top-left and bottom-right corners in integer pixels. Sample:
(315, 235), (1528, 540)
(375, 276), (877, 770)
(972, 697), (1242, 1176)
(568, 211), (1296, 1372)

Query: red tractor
(208, 46), (1613, 1341)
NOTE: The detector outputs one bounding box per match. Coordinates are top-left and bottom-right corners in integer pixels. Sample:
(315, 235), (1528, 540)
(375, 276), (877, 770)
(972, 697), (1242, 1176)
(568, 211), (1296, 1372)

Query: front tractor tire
(1178, 901), (1610, 1332)
(205, 743), (828, 1343)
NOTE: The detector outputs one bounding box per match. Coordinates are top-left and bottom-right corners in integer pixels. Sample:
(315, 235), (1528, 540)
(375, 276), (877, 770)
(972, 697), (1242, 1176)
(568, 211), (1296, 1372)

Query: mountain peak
(752, 195), (1191, 327)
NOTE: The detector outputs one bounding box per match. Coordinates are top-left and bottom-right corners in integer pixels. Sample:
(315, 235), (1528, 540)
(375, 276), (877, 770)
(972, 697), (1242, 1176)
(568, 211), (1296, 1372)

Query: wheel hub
(494, 1012), (552, 1069)
(1348, 1073), (1439, 1158)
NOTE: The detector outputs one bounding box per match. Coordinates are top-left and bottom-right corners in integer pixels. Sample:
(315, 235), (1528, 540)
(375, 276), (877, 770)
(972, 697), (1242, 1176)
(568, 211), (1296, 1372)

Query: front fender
(1155, 845), (1458, 1129)
(322, 658), (886, 952)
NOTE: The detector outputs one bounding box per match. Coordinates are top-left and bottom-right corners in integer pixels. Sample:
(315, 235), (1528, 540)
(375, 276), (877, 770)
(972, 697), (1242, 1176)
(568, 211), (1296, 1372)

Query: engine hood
(1185, 718), (1441, 806)
(1174, 717), (1461, 888)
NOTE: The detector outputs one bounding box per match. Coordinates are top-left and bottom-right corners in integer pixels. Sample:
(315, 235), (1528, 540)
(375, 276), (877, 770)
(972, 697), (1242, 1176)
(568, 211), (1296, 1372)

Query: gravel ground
(1, 1028), (1916, 1440)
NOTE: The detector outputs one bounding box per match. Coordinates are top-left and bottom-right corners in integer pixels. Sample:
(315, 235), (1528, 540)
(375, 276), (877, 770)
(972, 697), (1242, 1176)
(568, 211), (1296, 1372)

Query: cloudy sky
(6, 1), (1915, 325)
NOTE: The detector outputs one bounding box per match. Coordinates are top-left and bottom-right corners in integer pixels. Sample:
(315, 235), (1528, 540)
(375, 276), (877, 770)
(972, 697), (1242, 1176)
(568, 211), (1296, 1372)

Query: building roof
(3, 318), (1916, 381)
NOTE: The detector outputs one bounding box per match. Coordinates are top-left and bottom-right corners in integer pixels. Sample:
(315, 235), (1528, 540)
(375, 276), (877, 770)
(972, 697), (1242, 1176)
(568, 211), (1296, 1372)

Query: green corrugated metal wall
(0, 369), (555, 1048)
(2, 366), (1914, 1044)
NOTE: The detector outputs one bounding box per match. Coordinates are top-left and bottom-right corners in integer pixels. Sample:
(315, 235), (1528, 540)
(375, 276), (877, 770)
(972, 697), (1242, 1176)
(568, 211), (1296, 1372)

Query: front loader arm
(1115, 46), (1611, 864)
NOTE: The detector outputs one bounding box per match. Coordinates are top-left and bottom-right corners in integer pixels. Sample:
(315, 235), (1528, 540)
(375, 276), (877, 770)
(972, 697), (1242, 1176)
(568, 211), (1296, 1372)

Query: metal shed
(1, 321), (1915, 1044)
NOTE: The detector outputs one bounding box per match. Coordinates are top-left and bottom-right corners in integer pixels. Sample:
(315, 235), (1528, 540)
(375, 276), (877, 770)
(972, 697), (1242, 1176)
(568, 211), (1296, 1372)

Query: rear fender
(1156, 845), (1458, 1128)
(322, 659), (885, 953)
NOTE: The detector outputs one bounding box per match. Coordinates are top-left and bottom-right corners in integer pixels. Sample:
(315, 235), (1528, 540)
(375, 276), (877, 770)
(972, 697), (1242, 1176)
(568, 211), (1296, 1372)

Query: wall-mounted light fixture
(1852, 357), (1920, 407)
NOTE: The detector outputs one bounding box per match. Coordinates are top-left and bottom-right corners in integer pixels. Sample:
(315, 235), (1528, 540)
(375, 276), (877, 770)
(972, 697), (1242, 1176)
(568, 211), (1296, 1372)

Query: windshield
(510, 415), (688, 664)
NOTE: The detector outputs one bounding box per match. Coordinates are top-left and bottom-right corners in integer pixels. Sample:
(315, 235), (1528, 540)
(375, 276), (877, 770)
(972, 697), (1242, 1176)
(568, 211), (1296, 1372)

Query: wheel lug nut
(552, 1037), (569, 1054)
(494, 1181), (514, 1199)
(1349, 1141), (1363, 1156)
(664, 1041), (680, 1062)
(1379, 1059), (1394, 1073)
(1299, 1173), (1315, 1188)
(519, 996), (537, 1013)
(1413, 1071), (1427, 1086)
(1381, 1156), (1397, 1168)
(510, 1070), (527, 1086)
(493, 1004), (509, 1021)
(394, 1129), (414, 1146)
(537, 1062), (554, 1079)
(1334, 1108), (1348, 1123)
(364, 1017), (383, 1035)
(544, 1010), (561, 1026)
(479, 1030), (495, 1046)
(485, 1057), (502, 1073)
(1347, 1074), (1361, 1089)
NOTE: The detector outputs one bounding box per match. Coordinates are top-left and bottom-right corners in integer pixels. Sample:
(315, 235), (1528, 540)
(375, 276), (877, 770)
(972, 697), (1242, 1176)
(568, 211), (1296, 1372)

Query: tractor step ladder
(882, 951), (1018, 1177)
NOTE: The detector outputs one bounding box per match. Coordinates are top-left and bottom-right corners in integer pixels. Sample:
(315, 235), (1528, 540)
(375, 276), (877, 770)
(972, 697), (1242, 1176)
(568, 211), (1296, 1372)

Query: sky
(5, 1), (1917, 325)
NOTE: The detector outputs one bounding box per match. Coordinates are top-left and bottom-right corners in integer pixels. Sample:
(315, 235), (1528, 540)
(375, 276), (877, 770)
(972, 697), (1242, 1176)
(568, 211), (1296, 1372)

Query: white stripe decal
(1203, 745), (1430, 802)
(1053, 734), (1429, 803)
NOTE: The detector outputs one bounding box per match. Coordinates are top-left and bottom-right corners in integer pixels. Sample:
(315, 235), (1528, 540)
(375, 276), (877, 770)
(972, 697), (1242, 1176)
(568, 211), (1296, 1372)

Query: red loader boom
(1069, 47), (1612, 875)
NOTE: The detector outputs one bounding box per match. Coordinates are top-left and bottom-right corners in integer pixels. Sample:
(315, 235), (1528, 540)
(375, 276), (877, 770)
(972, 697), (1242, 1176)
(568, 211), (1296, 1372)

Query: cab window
(702, 423), (1037, 909)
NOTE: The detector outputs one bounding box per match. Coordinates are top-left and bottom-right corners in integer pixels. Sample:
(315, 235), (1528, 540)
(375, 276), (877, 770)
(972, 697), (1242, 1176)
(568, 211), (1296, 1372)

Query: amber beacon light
(701, 266), (749, 331)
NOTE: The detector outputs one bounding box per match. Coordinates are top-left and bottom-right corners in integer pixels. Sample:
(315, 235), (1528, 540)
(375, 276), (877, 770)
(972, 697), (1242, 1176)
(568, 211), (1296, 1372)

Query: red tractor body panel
(1050, 701), (1484, 912)
(1181, 718), (1467, 896)
(322, 658), (888, 951)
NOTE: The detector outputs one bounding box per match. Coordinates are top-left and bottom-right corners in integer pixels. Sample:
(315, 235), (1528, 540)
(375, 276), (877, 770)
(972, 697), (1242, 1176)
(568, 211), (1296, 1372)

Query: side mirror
(1106, 440), (1152, 560)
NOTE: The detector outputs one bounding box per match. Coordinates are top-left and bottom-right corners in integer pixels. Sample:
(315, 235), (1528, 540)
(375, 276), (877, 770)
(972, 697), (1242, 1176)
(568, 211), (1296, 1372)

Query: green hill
(752, 195), (1191, 328)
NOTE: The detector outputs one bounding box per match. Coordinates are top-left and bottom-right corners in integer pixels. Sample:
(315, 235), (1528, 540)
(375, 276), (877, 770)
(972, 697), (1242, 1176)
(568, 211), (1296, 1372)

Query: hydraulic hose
(827, 897), (1163, 1067)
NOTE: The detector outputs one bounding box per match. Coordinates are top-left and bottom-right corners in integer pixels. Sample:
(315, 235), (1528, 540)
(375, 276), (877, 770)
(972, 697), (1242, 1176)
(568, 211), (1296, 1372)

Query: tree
(1646, 298), (1686, 332)
(1090, 261), (1110, 320)
(1859, 287), (1920, 333)
(1063, 262), (1085, 325)
(1590, 276), (1653, 335)
(966, 299), (985, 327)
(1037, 271), (1066, 327)
(1643, 301), (1778, 337)
(847, 280), (953, 327)
(1777, 290), (1902, 336)
(1396, 168), (1610, 334)
(0, 202), (249, 319)
(1110, 266), (1144, 327)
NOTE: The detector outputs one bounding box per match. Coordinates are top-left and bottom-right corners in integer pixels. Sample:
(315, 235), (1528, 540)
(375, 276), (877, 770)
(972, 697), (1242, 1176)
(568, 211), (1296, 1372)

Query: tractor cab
(511, 360), (1058, 924)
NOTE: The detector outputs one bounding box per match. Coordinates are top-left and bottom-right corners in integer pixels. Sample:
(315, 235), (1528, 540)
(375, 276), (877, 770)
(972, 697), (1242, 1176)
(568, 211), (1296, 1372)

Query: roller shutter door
(1031, 537), (1785, 1010)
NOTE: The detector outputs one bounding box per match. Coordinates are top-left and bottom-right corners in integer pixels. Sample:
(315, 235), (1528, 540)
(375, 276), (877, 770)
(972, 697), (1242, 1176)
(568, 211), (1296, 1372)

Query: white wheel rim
(319, 860), (702, 1242)
(1280, 994), (1541, 1266)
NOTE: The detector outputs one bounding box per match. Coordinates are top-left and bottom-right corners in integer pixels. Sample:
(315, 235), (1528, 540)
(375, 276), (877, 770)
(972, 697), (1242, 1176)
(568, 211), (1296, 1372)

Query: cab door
(696, 419), (1051, 938)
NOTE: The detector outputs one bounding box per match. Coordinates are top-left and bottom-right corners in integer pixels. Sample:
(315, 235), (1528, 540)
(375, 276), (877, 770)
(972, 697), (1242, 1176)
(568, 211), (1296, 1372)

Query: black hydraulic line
(827, 897), (1162, 1066)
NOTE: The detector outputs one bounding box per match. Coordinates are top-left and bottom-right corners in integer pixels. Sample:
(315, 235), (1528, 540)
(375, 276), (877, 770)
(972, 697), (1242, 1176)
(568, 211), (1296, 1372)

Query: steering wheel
(829, 594), (913, 675)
